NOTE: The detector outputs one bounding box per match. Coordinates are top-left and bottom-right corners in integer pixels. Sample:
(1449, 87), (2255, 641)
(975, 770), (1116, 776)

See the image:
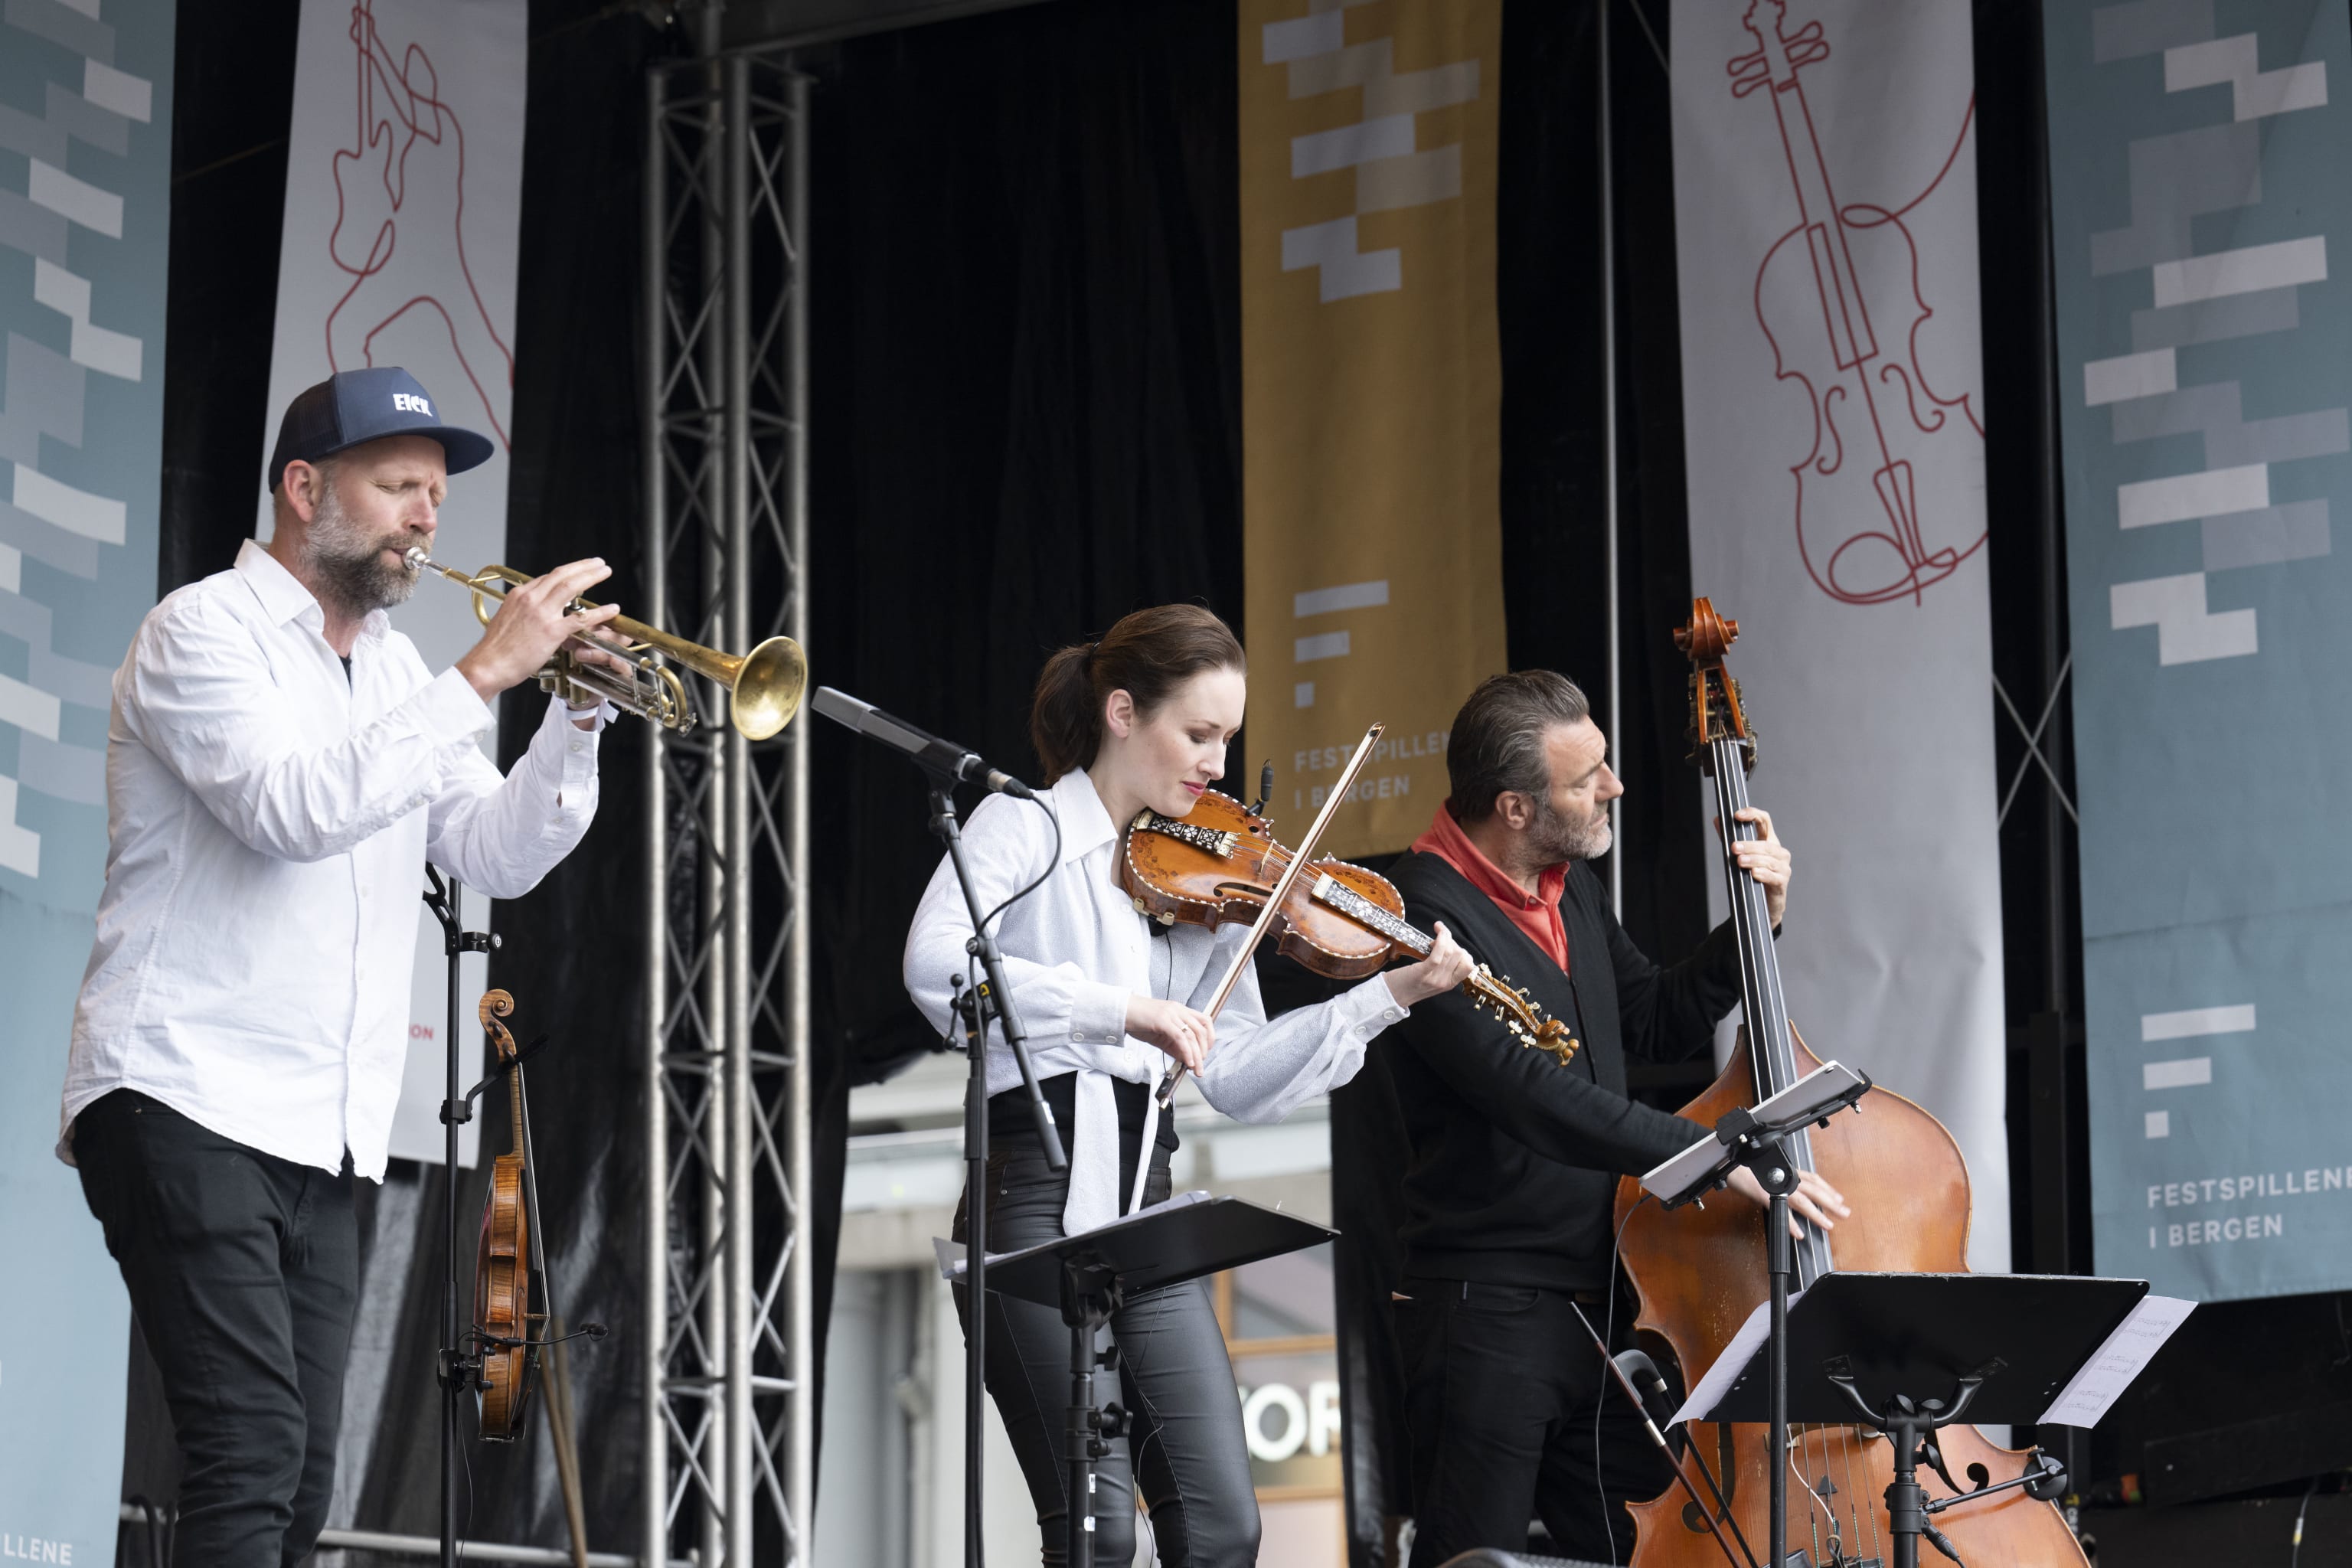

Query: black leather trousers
(954, 1123), (1260, 1567)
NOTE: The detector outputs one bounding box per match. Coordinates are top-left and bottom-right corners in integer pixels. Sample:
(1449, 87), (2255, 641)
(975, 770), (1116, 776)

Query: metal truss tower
(639, 46), (812, 1568)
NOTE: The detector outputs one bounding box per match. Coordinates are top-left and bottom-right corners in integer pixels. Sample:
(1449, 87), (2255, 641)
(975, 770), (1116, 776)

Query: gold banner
(1239, 0), (1508, 858)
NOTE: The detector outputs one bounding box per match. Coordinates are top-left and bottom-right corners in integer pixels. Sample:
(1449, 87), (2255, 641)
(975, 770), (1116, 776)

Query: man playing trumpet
(57, 367), (616, 1566)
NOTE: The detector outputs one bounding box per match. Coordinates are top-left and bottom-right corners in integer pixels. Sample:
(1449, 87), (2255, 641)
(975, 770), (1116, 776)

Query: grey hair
(1444, 670), (1592, 825)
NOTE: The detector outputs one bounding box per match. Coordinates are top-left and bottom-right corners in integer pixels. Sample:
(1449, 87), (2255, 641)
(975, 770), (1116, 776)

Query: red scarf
(1409, 802), (1570, 974)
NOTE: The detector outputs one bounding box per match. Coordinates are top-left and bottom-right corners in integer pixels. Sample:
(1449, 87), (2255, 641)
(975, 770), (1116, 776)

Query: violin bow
(1156, 721), (1386, 1109)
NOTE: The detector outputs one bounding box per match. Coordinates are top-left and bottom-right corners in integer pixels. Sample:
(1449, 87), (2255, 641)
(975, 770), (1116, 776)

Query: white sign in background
(258, 0), (528, 1165)
(1670, 0), (2011, 1272)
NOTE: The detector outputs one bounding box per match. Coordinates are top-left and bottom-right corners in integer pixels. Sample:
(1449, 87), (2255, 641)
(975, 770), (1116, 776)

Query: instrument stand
(1057, 1256), (1126, 1568)
(1823, 1376), (1986, 1568)
(925, 783), (1067, 1568)
(943, 1194), (1335, 1568)
(1690, 1272), (2151, 1568)
(423, 869), (498, 1568)
(1736, 1122), (1802, 1568)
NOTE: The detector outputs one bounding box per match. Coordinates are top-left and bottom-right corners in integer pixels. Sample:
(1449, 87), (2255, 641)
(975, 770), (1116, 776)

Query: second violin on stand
(422, 872), (602, 1568)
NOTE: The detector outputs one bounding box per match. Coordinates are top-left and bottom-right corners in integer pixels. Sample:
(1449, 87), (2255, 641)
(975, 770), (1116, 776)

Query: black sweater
(1385, 850), (1746, 1290)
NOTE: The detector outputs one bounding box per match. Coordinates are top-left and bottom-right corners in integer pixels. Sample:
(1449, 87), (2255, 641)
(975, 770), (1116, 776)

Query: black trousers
(75, 1089), (358, 1568)
(1397, 1278), (1670, 1567)
(953, 1137), (1259, 1568)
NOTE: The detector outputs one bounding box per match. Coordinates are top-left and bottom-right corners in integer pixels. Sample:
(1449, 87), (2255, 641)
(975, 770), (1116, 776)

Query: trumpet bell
(725, 635), (808, 741)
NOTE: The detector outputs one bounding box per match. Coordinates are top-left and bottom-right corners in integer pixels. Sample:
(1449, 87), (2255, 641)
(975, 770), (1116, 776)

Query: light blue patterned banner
(2046, 0), (2352, 1301)
(0, 0), (172, 1555)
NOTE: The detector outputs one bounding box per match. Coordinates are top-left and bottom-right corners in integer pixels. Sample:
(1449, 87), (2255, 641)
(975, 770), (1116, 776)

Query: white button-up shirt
(58, 541), (605, 1179)
(903, 765), (1407, 1232)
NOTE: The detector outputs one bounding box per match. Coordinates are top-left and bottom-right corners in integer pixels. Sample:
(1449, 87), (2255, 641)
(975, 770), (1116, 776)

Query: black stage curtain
(805, 0), (1248, 1086)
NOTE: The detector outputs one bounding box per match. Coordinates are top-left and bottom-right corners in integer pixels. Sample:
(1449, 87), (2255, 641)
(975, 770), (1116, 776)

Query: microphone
(810, 686), (1037, 799)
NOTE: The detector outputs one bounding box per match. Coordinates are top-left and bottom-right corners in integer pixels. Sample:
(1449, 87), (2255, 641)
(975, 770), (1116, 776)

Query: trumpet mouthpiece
(403, 547), (430, 571)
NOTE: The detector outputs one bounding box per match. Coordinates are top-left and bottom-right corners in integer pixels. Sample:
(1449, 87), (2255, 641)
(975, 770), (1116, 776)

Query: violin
(1611, 601), (2084, 1568)
(1117, 785), (1577, 1069)
(473, 988), (538, 1442)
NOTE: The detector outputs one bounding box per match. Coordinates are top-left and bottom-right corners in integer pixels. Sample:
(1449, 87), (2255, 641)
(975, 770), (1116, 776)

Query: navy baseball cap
(266, 367), (495, 494)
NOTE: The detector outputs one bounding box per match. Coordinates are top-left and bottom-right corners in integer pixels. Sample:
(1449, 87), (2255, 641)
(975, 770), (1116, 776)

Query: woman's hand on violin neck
(1126, 995), (1214, 1073)
(1726, 1165), (1850, 1236)
(1383, 920), (1475, 1008)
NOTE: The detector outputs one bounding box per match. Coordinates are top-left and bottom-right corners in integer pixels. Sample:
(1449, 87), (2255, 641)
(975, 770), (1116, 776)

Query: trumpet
(403, 549), (806, 740)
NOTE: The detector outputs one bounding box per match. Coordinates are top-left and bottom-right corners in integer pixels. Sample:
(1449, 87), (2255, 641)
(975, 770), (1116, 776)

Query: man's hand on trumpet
(453, 557), (624, 707)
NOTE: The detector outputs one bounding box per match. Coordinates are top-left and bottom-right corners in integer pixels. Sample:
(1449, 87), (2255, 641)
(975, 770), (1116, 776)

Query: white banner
(259, 0), (528, 1165)
(1671, 0), (2009, 1270)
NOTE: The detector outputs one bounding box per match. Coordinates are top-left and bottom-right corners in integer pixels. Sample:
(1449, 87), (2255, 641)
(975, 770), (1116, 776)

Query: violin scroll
(1465, 965), (1582, 1069)
(479, 988), (518, 1063)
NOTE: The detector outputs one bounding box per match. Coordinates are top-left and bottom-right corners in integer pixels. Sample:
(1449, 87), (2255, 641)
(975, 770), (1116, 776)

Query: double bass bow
(1612, 601), (2084, 1568)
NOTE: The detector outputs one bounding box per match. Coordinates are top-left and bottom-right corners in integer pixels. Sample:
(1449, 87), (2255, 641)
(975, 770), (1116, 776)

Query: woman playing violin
(902, 603), (1472, 1567)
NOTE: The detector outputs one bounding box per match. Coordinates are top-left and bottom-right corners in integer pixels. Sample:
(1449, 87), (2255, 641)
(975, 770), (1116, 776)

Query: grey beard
(303, 485), (417, 618)
(1526, 794), (1611, 867)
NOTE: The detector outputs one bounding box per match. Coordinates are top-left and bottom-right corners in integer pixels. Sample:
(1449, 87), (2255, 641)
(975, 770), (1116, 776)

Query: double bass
(1613, 601), (2083, 1568)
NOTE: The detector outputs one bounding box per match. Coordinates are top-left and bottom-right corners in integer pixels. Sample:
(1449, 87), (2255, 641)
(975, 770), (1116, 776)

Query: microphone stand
(926, 782), (1067, 1568)
(423, 870), (498, 1568)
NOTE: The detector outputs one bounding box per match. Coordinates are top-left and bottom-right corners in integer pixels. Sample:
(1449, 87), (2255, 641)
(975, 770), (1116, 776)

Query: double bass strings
(1725, 737), (1891, 1568)
(1709, 730), (1880, 1562)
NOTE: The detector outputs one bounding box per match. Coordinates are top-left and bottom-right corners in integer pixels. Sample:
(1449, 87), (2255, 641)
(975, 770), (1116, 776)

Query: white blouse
(902, 765), (1408, 1233)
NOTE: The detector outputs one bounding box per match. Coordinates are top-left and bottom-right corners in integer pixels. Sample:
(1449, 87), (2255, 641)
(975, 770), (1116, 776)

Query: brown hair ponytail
(1029, 604), (1246, 782)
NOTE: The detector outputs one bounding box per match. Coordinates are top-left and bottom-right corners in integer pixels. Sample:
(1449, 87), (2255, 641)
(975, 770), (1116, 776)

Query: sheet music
(1670, 1288), (1808, 1426)
(2037, 1294), (2196, 1429)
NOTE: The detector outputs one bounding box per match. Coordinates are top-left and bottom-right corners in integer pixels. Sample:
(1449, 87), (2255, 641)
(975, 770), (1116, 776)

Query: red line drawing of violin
(1733, 0), (1983, 606)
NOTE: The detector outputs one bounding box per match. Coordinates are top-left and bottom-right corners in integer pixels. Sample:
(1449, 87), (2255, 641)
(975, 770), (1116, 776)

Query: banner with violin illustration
(0, 0), (173, 1558)
(2043, 2), (2352, 1302)
(260, 0), (528, 1165)
(1237, 0), (1509, 858)
(1669, 0), (2012, 1272)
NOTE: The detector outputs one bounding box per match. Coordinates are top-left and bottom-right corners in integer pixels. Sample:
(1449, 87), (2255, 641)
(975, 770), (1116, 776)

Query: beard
(303, 482), (418, 617)
(1525, 790), (1612, 866)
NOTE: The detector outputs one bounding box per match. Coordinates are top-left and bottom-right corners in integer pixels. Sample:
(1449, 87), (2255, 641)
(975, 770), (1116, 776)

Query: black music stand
(1643, 1060), (1872, 1568)
(423, 870), (495, 1568)
(946, 1193), (1334, 1568)
(1694, 1272), (2152, 1568)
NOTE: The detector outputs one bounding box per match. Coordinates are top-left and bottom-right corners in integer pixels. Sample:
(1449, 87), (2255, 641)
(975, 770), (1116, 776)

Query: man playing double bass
(1383, 671), (1848, 1566)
